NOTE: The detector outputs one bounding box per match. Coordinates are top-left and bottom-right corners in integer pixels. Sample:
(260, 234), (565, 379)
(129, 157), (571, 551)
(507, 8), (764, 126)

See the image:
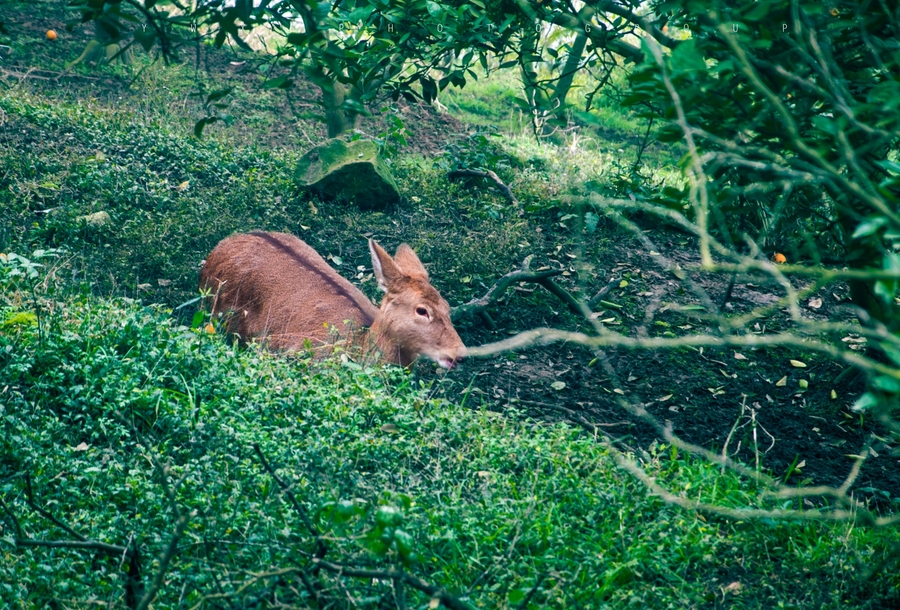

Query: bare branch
(252, 443), (327, 560)
(517, 572), (547, 609)
(587, 276), (620, 309)
(14, 538), (130, 554)
(312, 559), (478, 610)
(0, 496), (23, 539)
(24, 474), (87, 542)
(535, 277), (589, 319)
(464, 327), (900, 379)
(135, 456), (192, 610)
(448, 169), (518, 206)
(609, 446), (886, 526)
(5, 479), (144, 609)
(713, 19), (900, 229)
(545, 399), (889, 527)
(451, 267), (562, 321)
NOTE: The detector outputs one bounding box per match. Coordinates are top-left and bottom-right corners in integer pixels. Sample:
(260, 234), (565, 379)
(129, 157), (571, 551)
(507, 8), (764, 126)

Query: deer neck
(368, 317), (413, 367)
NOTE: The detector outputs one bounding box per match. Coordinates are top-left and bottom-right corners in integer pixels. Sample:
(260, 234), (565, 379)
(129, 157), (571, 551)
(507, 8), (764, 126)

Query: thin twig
(0, 496), (23, 539)
(448, 168), (519, 205)
(451, 268), (562, 321)
(135, 456), (192, 610)
(312, 559), (478, 610)
(587, 276), (620, 308)
(24, 475), (87, 542)
(517, 572), (547, 609)
(252, 443), (326, 560)
(464, 326), (900, 379)
(535, 277), (589, 319)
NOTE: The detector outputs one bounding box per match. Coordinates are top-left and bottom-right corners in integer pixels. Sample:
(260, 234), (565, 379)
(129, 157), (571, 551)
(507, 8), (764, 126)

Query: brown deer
(199, 231), (466, 369)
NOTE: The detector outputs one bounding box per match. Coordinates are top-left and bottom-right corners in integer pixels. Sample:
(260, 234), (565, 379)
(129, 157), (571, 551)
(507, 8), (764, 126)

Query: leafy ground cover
(1, 292), (897, 608)
(1, 1), (900, 607)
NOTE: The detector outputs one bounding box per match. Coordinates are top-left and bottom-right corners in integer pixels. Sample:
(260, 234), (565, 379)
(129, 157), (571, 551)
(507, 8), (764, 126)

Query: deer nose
(438, 348), (466, 370)
(450, 347), (467, 368)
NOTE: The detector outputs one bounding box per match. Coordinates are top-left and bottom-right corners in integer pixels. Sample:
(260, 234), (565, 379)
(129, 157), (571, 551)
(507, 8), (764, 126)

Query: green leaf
(881, 344), (900, 367)
(574, 110), (603, 126)
(286, 32), (308, 46)
(375, 505), (403, 527)
(205, 86), (234, 104)
(133, 26), (156, 52)
(744, 2), (769, 20)
(872, 375), (900, 394)
(508, 589), (526, 604)
(884, 251), (900, 272)
(347, 6), (375, 22)
(874, 280), (897, 305)
(262, 75), (293, 89)
(193, 116), (218, 138)
(851, 217), (887, 239)
(2, 312), (37, 327)
(851, 391), (878, 412)
(394, 528), (414, 555)
(668, 39), (705, 75)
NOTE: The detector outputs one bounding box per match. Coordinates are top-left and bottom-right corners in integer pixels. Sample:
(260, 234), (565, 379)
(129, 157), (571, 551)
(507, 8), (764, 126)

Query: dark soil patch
(431, 232), (900, 510)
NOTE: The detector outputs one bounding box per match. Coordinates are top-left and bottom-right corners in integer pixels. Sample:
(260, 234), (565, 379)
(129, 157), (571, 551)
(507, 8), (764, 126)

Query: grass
(0, 83), (626, 332)
(438, 60), (682, 171)
(1, 284), (897, 608)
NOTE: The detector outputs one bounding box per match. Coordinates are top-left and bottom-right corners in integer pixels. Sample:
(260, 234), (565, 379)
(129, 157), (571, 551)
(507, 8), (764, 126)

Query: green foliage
(628, 0), (899, 264)
(0, 249), (61, 285)
(0, 288), (897, 607)
(0, 89), (301, 304)
(2, 4), (900, 608)
(619, 0), (900, 425)
(369, 105), (409, 161)
(434, 129), (516, 173)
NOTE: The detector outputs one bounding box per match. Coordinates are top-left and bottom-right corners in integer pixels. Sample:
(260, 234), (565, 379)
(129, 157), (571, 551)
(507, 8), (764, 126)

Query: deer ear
(393, 244), (428, 280)
(369, 239), (403, 292)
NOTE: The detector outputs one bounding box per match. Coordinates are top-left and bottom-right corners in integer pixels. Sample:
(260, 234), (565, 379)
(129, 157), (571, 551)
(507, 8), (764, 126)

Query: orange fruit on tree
(46, 29), (58, 41)
(772, 252), (787, 264)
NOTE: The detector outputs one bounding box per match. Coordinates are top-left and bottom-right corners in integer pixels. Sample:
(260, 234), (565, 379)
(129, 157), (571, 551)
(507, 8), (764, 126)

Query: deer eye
(415, 306), (429, 317)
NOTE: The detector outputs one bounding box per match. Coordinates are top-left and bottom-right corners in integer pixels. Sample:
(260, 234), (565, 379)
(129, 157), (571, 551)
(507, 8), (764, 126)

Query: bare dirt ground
(436, 233), (898, 510)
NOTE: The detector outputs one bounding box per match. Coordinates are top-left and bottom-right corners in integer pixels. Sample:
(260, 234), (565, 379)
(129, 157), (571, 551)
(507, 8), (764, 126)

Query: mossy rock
(294, 139), (400, 210)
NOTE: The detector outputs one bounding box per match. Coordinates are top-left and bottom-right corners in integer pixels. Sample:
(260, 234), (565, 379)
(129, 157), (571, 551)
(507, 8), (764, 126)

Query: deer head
(368, 239), (466, 369)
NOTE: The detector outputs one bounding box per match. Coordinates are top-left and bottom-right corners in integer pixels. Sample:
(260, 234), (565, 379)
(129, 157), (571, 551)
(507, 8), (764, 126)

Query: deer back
(200, 231), (379, 351)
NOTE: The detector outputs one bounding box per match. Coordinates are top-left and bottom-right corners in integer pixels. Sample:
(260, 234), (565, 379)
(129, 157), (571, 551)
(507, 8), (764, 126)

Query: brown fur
(199, 231), (466, 368)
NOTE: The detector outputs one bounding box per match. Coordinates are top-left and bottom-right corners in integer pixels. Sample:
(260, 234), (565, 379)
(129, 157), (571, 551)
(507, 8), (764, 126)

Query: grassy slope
(2, 296), (895, 608)
(0, 2), (899, 608)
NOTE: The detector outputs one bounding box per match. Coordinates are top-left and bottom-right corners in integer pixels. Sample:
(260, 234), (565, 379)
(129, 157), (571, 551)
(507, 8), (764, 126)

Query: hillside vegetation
(1, 1), (899, 608)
